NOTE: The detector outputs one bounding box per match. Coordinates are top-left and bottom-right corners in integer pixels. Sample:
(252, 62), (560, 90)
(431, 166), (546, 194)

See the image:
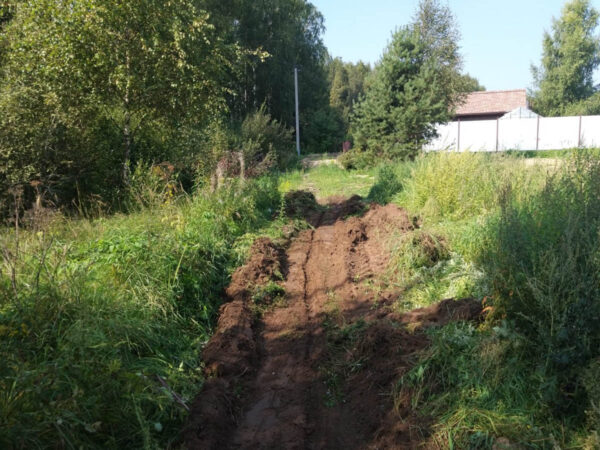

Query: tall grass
(396, 152), (546, 221)
(479, 155), (600, 419)
(0, 176), (281, 448)
(387, 151), (600, 447)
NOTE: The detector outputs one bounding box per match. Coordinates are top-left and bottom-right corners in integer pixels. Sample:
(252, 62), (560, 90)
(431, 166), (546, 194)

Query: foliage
(0, 0), (243, 210)
(299, 106), (345, 154)
(367, 165), (404, 204)
(351, 0), (463, 161)
(480, 154), (600, 381)
(0, 176), (281, 448)
(216, 0), (330, 128)
(531, 0), (600, 116)
(0, 0), (331, 213)
(327, 57), (372, 140)
(338, 149), (379, 170)
(241, 106), (295, 174)
(458, 73), (486, 93)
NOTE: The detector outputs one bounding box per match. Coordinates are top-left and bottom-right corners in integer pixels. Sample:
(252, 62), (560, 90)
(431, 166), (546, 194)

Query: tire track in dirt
(184, 194), (482, 450)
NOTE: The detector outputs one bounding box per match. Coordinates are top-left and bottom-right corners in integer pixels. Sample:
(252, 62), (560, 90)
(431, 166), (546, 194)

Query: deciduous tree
(531, 0), (600, 116)
(0, 0), (241, 206)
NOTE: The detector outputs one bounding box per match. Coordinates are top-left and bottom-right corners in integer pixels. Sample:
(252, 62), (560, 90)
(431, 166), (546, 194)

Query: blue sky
(311, 0), (600, 91)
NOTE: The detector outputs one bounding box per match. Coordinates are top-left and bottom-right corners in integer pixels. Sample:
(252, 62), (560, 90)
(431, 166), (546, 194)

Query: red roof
(456, 89), (528, 117)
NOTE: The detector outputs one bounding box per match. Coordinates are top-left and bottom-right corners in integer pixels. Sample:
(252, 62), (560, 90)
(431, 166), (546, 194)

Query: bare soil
(184, 194), (482, 449)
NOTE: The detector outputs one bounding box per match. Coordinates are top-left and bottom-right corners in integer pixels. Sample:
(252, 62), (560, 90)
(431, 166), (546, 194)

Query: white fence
(425, 115), (600, 152)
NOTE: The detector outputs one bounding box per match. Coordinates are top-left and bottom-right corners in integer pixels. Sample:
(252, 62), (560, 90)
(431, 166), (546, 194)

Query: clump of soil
(184, 200), (482, 450)
(283, 190), (320, 219)
(225, 238), (285, 300)
(362, 203), (418, 233)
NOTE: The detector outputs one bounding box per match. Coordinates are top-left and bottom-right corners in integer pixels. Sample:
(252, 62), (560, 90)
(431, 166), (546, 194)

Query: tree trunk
(122, 112), (131, 185)
(122, 51), (132, 185)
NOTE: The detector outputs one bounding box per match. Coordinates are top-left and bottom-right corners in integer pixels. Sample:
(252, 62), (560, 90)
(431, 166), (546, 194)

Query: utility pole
(294, 67), (301, 157)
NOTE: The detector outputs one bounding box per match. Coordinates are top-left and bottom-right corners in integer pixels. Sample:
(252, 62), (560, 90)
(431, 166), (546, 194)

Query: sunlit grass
(279, 163), (376, 200)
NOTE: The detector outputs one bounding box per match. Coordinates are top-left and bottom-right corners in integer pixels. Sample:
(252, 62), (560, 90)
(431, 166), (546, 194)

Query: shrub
(241, 106), (295, 174)
(368, 165), (403, 204)
(339, 148), (378, 170)
(479, 153), (600, 408)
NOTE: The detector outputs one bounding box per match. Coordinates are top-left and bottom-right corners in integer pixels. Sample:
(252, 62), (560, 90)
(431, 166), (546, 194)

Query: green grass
(4, 150), (600, 448)
(279, 164), (376, 200)
(0, 176), (283, 449)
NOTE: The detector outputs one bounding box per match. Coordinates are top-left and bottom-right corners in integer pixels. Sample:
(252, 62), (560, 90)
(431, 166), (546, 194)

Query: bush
(339, 148), (378, 170)
(479, 153), (600, 408)
(241, 106), (295, 174)
(368, 165), (403, 204)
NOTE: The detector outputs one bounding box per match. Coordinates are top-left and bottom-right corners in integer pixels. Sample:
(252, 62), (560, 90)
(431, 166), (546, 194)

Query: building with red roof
(455, 89), (528, 121)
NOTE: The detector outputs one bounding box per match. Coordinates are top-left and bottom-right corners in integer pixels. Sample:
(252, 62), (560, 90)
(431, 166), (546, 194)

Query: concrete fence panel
(427, 115), (600, 152)
(427, 122), (458, 150)
(538, 116), (579, 150)
(498, 118), (537, 151)
(460, 120), (497, 151)
(581, 116), (600, 148)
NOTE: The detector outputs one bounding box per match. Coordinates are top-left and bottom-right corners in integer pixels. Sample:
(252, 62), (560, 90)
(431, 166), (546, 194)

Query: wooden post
(457, 119), (461, 152)
(496, 119), (499, 152)
(578, 115), (583, 148)
(238, 152), (245, 182)
(536, 115), (540, 151)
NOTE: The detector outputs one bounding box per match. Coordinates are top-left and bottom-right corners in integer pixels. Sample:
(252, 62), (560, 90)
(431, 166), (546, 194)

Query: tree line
(0, 0), (338, 212)
(0, 0), (486, 213)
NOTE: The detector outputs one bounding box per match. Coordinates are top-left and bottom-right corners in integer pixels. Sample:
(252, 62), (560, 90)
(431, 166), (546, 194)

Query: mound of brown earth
(283, 190), (320, 222)
(184, 198), (483, 450)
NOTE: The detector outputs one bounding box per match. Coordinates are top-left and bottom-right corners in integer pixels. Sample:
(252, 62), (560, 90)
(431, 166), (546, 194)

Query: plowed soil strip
(185, 196), (481, 449)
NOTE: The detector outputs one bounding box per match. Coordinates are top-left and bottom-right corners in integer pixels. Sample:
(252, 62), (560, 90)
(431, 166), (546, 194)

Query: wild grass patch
(0, 176), (282, 449)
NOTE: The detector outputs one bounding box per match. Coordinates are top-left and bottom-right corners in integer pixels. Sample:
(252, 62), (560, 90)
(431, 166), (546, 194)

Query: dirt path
(184, 195), (481, 450)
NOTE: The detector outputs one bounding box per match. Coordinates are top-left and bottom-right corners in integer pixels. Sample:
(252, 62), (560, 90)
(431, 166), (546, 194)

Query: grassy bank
(0, 177), (284, 448)
(370, 151), (600, 448)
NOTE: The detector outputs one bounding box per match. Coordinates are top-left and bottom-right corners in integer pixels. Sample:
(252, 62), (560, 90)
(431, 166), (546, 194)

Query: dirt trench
(184, 195), (481, 450)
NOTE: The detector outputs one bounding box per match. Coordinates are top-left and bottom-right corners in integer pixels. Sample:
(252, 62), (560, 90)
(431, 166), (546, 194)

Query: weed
(320, 316), (368, 407)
